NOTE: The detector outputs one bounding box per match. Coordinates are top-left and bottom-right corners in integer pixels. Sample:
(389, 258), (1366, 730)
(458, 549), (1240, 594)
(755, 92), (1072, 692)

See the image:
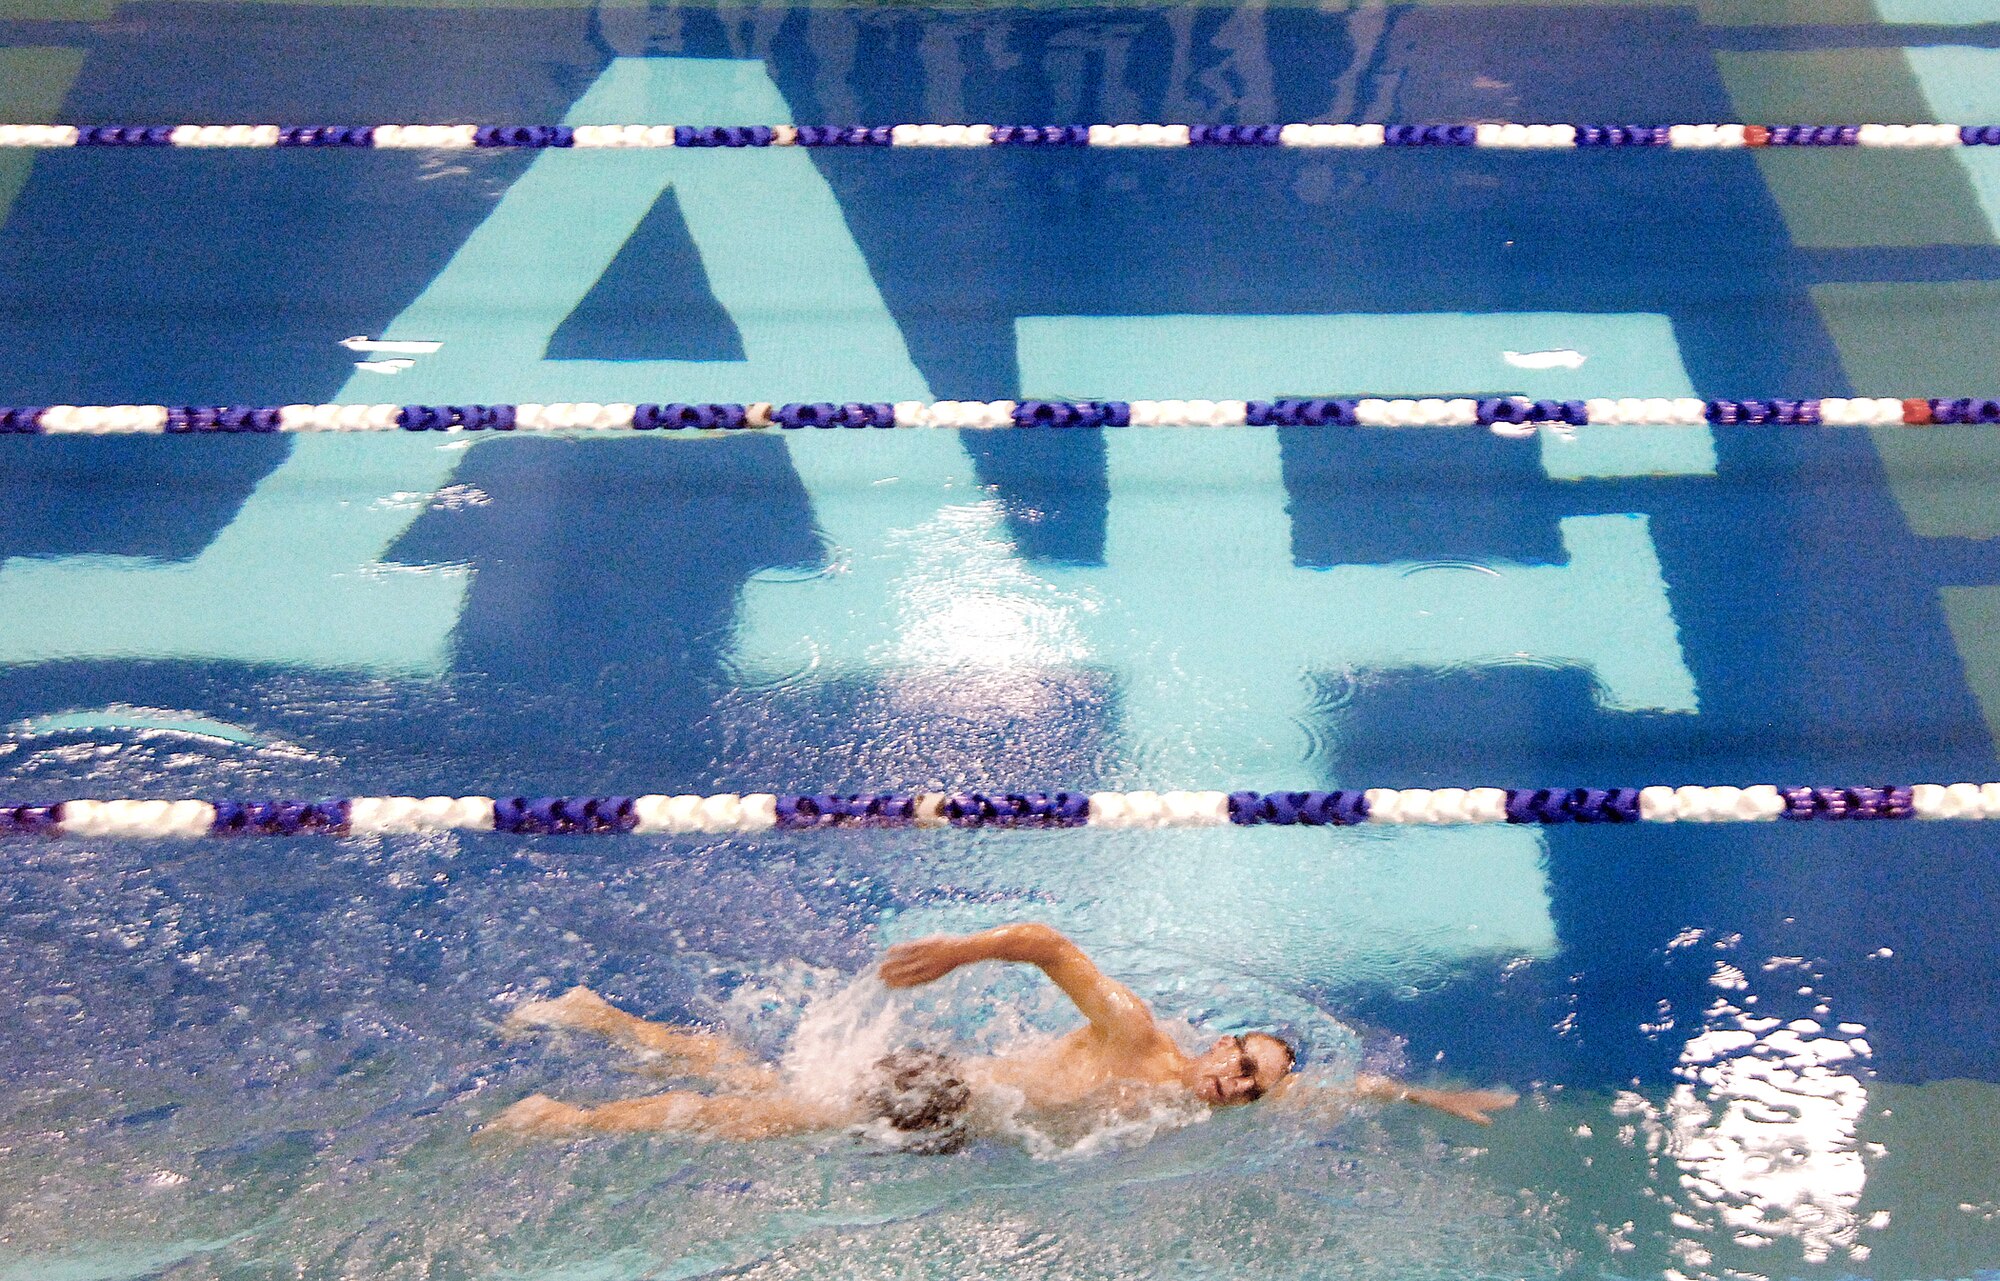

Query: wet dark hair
(861, 1048), (972, 1154)
(1244, 1031), (1298, 1075)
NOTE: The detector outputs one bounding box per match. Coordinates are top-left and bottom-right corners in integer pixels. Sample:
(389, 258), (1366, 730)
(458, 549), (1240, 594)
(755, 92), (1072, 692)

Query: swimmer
(491, 921), (1515, 1145)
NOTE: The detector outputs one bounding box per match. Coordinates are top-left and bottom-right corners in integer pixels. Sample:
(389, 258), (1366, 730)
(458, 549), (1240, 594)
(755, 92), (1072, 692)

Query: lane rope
(4, 784), (1996, 837)
(2, 397), (1994, 436)
(2, 123), (1994, 150)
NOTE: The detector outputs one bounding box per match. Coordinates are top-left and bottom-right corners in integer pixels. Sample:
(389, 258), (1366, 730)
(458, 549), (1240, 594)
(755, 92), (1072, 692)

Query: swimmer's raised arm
(880, 923), (1160, 1046)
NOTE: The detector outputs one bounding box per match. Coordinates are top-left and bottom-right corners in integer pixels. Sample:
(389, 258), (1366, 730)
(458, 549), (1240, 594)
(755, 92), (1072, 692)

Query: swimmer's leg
(506, 987), (776, 1087)
(490, 1088), (845, 1140)
(1354, 1073), (1518, 1126)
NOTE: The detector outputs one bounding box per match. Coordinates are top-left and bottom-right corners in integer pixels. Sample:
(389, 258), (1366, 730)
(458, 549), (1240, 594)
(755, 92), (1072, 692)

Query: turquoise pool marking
(1017, 313), (1715, 481)
(0, 53), (1701, 983)
(1906, 47), (2000, 242)
(737, 320), (1699, 979)
(1875, 0), (2000, 21)
(355, 58), (925, 406)
(300, 54), (1635, 979)
(747, 486), (1692, 734)
(347, 53), (936, 681)
(0, 434), (470, 673)
(0, 57), (926, 676)
(14, 708), (264, 745)
(1036, 324), (1690, 973)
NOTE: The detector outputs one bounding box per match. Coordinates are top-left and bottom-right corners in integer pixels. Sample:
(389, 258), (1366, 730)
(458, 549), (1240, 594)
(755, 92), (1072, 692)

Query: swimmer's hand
(880, 936), (968, 988)
(503, 985), (618, 1036)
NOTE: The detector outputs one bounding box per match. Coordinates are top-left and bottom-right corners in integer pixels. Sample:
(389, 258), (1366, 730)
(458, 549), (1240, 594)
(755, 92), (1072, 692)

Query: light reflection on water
(1609, 958), (1879, 1281)
(889, 500), (1090, 676)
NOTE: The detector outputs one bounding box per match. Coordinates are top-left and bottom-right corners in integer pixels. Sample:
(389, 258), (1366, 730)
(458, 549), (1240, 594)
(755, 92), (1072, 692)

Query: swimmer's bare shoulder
(882, 923), (1180, 1082)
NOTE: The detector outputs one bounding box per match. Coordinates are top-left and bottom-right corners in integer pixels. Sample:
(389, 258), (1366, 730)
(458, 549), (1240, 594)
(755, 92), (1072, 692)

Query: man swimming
(492, 921), (1515, 1145)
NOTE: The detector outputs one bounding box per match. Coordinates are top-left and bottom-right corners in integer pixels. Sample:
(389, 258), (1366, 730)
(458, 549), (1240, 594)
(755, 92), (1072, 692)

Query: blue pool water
(5, 2), (2000, 1278)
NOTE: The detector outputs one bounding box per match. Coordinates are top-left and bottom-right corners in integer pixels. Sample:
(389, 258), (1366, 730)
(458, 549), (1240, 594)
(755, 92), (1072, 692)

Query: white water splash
(775, 975), (905, 1116)
(769, 971), (1213, 1160)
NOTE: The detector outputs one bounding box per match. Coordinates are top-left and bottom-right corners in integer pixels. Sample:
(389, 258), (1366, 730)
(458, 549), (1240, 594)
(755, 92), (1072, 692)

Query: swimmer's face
(1190, 1033), (1293, 1106)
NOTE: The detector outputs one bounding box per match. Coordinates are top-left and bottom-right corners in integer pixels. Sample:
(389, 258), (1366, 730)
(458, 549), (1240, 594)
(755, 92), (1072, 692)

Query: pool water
(4, 1), (2000, 1278)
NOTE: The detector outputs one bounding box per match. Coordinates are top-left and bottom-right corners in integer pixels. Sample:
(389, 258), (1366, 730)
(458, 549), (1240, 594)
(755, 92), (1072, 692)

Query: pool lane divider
(2, 123), (1997, 150)
(6, 785), (2000, 838)
(2, 397), (1995, 436)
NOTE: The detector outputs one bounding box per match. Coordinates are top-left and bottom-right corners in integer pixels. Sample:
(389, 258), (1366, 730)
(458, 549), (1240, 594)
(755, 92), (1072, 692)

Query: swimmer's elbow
(489, 1093), (587, 1135)
(985, 921), (1077, 964)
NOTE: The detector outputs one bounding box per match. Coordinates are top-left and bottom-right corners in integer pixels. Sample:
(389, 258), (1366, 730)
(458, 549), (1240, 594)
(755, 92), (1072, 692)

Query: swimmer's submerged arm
(880, 922), (1159, 1044)
(1351, 1073), (1518, 1126)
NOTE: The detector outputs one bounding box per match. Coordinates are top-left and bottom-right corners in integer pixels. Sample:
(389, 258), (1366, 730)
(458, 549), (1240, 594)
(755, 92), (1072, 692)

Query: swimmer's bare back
(489, 923), (1516, 1137)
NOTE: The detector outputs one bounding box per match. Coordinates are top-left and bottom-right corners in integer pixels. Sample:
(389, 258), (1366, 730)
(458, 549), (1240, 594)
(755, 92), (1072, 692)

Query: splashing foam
(770, 972), (1209, 1159)
(775, 974), (907, 1117)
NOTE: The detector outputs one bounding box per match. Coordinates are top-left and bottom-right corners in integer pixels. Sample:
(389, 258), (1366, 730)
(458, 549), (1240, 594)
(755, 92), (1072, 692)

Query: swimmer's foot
(489, 1092), (586, 1135)
(504, 986), (620, 1036)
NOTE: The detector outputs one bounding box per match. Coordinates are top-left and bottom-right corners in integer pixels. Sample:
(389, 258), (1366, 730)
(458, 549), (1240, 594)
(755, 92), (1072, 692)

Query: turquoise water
(4, 1), (2000, 1277)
